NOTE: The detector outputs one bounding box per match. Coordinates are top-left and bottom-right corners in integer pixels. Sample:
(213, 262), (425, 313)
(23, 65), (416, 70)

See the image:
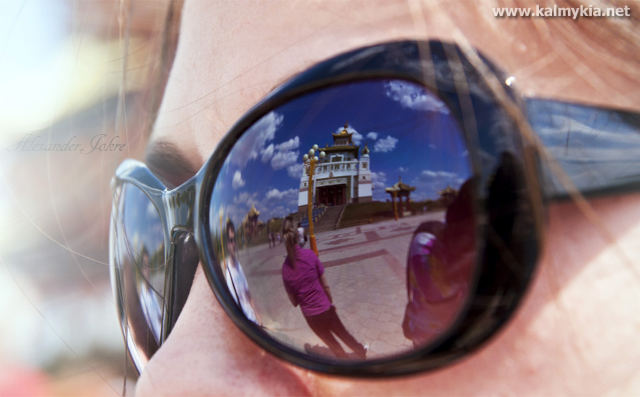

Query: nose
(135, 265), (313, 396)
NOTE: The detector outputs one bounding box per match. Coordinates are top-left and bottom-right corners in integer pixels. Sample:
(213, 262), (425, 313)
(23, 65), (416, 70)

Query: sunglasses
(109, 40), (640, 376)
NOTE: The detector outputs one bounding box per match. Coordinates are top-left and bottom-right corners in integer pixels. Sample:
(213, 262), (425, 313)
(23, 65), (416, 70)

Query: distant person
(296, 222), (306, 247)
(267, 222), (274, 248)
(281, 217), (367, 359)
(224, 220), (259, 324)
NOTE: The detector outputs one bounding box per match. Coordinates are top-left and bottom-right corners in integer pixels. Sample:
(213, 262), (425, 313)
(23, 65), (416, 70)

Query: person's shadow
(304, 343), (363, 360)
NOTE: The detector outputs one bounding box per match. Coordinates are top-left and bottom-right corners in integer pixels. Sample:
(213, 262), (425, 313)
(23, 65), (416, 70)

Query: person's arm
(314, 255), (333, 303)
(282, 269), (299, 307)
(319, 274), (333, 304)
(286, 290), (298, 307)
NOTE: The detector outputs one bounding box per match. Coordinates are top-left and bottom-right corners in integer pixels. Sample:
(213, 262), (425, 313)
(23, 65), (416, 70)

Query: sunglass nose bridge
(162, 228), (199, 342)
(163, 181), (197, 231)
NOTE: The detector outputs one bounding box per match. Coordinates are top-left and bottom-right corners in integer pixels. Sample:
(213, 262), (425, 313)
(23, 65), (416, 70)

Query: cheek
(532, 195), (640, 392)
(135, 266), (313, 397)
(315, 194), (640, 395)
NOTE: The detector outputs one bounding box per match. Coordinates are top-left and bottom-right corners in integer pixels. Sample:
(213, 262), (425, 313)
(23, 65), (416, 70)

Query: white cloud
(384, 80), (449, 114)
(264, 188), (299, 218)
(366, 132), (378, 140)
(374, 135), (398, 152)
(411, 169), (464, 200)
(230, 111), (283, 166)
(287, 163), (304, 179)
(271, 150), (299, 170)
(261, 144), (274, 162)
(224, 188), (301, 230)
(371, 171), (387, 190)
(420, 170), (459, 179)
(398, 167), (407, 173)
(227, 192), (260, 222)
(270, 206), (289, 218)
(224, 182), (315, 226)
(371, 171), (388, 200)
(265, 187), (297, 201)
(260, 135), (301, 171)
(235, 191), (259, 208)
(352, 131), (363, 145)
(232, 170), (245, 189)
(275, 136), (300, 152)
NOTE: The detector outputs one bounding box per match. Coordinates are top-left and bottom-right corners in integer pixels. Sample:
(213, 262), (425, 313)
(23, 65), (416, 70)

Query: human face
(226, 229), (235, 255)
(136, 1), (640, 395)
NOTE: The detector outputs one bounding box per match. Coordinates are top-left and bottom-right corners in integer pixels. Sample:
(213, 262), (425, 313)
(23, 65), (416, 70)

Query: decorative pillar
(392, 190), (398, 221)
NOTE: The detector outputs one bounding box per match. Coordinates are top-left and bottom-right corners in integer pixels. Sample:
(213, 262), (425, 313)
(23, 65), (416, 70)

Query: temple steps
(313, 204), (345, 232)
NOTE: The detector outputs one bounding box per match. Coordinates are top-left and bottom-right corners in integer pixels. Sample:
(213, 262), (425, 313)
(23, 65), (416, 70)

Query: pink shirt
(282, 246), (331, 317)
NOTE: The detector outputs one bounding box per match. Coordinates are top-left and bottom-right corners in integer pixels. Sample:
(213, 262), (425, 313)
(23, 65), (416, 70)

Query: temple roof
(318, 123), (361, 158)
(247, 204), (260, 217)
(331, 129), (352, 138)
(320, 145), (359, 154)
(385, 177), (416, 193)
(332, 122), (353, 138)
(330, 122), (356, 146)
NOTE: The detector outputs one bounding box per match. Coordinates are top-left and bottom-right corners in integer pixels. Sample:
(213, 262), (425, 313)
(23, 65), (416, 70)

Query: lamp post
(303, 144), (325, 256)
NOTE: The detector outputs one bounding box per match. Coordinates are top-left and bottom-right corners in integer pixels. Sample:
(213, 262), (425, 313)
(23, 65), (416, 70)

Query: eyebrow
(145, 140), (198, 188)
(142, 73), (304, 190)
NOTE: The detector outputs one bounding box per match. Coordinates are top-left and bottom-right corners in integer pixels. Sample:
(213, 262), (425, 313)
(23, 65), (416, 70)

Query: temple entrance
(317, 185), (346, 206)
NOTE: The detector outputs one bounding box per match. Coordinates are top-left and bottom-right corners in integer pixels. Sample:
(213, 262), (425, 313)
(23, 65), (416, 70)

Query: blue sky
(210, 79), (471, 228)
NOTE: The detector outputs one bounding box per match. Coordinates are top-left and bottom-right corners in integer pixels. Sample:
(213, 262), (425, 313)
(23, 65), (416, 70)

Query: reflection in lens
(209, 79), (475, 361)
(403, 178), (475, 347)
(113, 182), (165, 365)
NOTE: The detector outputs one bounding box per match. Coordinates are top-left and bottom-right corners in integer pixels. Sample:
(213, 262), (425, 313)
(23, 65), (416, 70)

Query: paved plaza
(237, 211), (445, 360)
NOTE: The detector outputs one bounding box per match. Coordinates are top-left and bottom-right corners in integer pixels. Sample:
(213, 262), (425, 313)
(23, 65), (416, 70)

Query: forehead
(150, 0), (639, 166)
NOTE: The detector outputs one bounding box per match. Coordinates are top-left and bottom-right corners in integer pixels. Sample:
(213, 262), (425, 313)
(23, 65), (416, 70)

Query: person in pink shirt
(403, 179), (476, 347)
(281, 217), (367, 359)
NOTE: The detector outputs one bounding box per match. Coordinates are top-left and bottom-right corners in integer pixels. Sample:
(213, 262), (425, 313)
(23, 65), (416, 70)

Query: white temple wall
(298, 189), (308, 207)
(358, 182), (372, 201)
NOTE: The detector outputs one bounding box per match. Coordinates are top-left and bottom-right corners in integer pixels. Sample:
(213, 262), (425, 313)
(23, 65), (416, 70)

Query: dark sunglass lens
(110, 182), (165, 369)
(208, 79), (476, 362)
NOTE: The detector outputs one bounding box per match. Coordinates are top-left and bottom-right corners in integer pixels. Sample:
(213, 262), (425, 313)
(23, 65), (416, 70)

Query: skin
(227, 228), (236, 261)
(136, 1), (640, 395)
